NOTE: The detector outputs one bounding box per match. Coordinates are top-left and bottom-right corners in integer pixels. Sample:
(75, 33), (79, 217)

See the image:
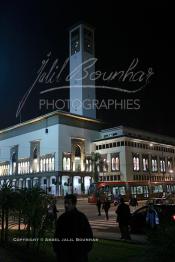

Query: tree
(0, 182), (15, 243)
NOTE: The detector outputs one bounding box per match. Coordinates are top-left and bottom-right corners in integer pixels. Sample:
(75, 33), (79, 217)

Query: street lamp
(147, 143), (154, 197)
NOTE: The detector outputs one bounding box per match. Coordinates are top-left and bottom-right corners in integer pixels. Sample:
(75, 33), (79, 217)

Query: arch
(73, 176), (81, 194)
(26, 178), (31, 188)
(12, 152), (17, 162)
(40, 177), (47, 191)
(18, 178), (23, 189)
(33, 177), (39, 187)
(62, 176), (71, 195)
(50, 176), (56, 195)
(33, 147), (38, 159)
(74, 145), (81, 157)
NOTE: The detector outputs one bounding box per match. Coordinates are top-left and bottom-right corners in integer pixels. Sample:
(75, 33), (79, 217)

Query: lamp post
(148, 143), (154, 198)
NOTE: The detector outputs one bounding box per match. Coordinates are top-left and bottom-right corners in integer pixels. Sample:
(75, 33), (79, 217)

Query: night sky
(0, 1), (174, 136)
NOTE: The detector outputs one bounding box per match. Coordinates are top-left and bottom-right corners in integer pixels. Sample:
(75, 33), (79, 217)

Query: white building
(0, 110), (101, 195)
(0, 23), (175, 198)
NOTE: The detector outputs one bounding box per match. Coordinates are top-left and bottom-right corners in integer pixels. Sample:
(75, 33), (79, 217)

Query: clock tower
(69, 23), (96, 119)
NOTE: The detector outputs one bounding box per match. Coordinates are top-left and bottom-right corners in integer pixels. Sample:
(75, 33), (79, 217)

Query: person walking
(146, 203), (159, 229)
(53, 194), (93, 262)
(116, 197), (131, 240)
(129, 196), (138, 213)
(102, 197), (111, 220)
(96, 197), (102, 216)
(47, 200), (59, 228)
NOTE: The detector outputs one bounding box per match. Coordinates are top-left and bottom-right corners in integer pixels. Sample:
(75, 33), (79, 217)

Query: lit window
(63, 157), (67, 171)
(133, 155), (140, 171)
(142, 156), (149, 171)
(52, 157), (55, 171)
(111, 154), (120, 171)
(151, 157), (158, 172)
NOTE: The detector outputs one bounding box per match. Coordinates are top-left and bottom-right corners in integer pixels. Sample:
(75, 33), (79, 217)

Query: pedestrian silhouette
(146, 203), (159, 229)
(116, 197), (131, 240)
(47, 199), (59, 228)
(53, 194), (93, 262)
(102, 197), (111, 220)
(96, 197), (102, 216)
(129, 196), (138, 213)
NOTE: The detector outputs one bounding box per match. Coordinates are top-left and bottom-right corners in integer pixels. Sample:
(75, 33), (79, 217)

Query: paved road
(56, 198), (147, 235)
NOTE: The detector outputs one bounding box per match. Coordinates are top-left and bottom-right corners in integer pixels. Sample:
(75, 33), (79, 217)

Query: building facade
(0, 120), (175, 197)
(1, 23), (175, 198)
(94, 126), (175, 198)
(0, 111), (101, 195)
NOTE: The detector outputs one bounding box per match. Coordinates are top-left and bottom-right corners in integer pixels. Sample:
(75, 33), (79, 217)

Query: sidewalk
(93, 231), (148, 244)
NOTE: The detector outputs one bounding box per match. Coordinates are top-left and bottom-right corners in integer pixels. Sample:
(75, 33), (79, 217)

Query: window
(0, 163), (10, 176)
(84, 28), (93, 54)
(167, 158), (173, 171)
(160, 158), (166, 173)
(142, 155), (149, 172)
(85, 158), (92, 172)
(33, 148), (38, 173)
(71, 28), (80, 55)
(12, 152), (17, 174)
(40, 156), (55, 172)
(151, 157), (158, 172)
(133, 154), (140, 171)
(52, 178), (56, 185)
(111, 153), (120, 171)
(18, 160), (30, 174)
(63, 154), (71, 171)
(99, 155), (108, 172)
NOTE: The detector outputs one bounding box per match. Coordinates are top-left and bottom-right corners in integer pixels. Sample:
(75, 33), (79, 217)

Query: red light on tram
(172, 215), (175, 221)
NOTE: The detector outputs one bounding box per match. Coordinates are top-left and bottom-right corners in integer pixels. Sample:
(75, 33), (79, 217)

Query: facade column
(58, 175), (62, 196)
(70, 176), (73, 194)
(81, 176), (85, 195)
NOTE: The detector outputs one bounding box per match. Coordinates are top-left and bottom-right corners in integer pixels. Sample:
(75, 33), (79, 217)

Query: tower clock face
(84, 28), (94, 54)
(71, 28), (80, 55)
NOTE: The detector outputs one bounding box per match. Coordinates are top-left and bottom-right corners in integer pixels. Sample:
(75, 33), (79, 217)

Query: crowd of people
(50, 193), (160, 262)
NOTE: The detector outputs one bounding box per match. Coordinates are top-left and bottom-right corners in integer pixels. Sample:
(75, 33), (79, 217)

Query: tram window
(153, 185), (163, 193)
(136, 186), (143, 194)
(113, 142), (117, 147)
(117, 142), (120, 147)
(121, 141), (124, 146)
